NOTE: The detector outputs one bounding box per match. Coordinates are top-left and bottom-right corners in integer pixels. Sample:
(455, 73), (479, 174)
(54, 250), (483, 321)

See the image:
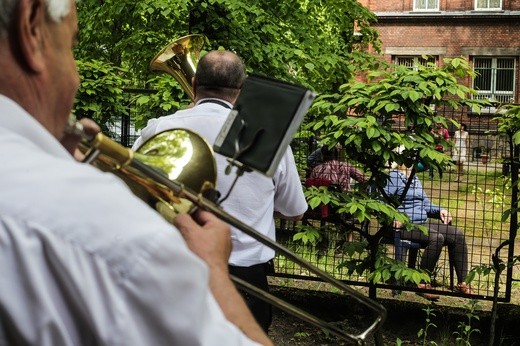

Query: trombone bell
(136, 129), (217, 194)
(150, 34), (206, 101)
(81, 128), (217, 215)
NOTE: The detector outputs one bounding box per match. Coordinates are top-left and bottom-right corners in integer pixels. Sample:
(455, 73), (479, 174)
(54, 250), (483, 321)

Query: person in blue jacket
(384, 162), (474, 298)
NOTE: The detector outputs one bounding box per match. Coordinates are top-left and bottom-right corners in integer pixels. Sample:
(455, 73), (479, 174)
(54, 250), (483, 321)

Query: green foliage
(305, 185), (336, 210)
(76, 0), (383, 128)
(453, 300), (481, 346)
(369, 250), (430, 285)
(132, 75), (186, 130)
(336, 240), (371, 277)
(300, 57), (489, 293)
(303, 184), (410, 229)
(74, 59), (131, 134)
(467, 254), (520, 284)
(307, 56), (488, 223)
(417, 306), (438, 346)
(471, 184), (507, 207)
(495, 104), (520, 142)
(310, 57), (488, 190)
(334, 239), (431, 285)
(76, 0), (191, 79)
(293, 223), (323, 245)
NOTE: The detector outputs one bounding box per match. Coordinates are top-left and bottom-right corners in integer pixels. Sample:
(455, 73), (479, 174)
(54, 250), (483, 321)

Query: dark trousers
(399, 220), (468, 283)
(229, 261), (273, 333)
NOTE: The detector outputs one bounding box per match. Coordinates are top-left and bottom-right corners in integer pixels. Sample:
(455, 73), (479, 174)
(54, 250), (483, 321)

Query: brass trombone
(69, 121), (386, 344)
(71, 35), (387, 344)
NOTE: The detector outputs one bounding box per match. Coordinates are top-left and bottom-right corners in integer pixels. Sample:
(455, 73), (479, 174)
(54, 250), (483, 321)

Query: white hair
(390, 145), (405, 170)
(46, 0), (74, 22)
(0, 0), (75, 33)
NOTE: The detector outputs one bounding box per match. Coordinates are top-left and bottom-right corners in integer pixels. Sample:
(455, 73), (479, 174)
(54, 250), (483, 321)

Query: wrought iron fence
(275, 105), (518, 302)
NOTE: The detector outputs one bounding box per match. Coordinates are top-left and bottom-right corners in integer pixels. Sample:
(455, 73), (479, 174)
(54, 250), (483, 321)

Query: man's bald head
(193, 50), (246, 103)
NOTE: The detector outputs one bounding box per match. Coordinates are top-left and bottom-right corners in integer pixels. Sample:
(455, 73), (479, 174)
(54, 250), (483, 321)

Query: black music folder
(213, 74), (316, 177)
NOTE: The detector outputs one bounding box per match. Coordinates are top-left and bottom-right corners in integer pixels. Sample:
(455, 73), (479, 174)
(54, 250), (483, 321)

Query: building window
(472, 57), (516, 104)
(413, 0), (439, 11)
(474, 0), (502, 10)
(395, 56), (437, 70)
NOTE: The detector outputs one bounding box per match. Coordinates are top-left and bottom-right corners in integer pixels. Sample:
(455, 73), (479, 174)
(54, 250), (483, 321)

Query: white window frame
(413, 0), (439, 11)
(474, 0), (502, 10)
(395, 56), (437, 70)
(395, 56), (438, 111)
(472, 56), (516, 105)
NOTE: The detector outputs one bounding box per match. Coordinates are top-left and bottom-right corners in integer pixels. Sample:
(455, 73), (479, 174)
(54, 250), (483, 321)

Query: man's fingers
(78, 118), (101, 138)
(173, 213), (198, 237)
(192, 210), (219, 226)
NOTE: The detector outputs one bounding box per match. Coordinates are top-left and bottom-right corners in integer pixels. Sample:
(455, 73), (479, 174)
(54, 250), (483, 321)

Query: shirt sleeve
(0, 217), (260, 346)
(348, 165), (367, 183)
(415, 178), (440, 217)
(274, 146), (307, 217)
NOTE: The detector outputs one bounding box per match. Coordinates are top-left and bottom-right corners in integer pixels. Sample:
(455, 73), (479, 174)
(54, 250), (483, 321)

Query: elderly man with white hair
(0, 0), (272, 344)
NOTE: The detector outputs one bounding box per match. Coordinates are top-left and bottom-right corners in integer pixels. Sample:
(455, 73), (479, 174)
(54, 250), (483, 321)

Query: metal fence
(274, 105), (518, 302)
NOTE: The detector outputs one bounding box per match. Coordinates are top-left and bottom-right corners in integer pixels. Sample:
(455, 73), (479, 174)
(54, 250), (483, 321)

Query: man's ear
(16, 0), (46, 72)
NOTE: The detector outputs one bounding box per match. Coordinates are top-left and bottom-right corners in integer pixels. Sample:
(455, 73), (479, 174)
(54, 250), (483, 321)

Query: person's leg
(456, 161), (463, 181)
(399, 226), (444, 275)
(427, 221), (468, 283)
(399, 226), (443, 300)
(437, 149), (444, 179)
(229, 262), (273, 332)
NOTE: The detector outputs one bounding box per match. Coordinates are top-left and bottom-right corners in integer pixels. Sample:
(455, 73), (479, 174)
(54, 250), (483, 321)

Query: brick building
(358, 0), (520, 159)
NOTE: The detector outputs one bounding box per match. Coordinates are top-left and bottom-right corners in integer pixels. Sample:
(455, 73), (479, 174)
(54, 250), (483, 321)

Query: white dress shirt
(0, 95), (259, 345)
(133, 100), (307, 266)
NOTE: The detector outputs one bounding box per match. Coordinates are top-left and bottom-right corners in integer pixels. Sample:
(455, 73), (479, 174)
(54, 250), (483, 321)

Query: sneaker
(454, 282), (475, 295)
(416, 283), (440, 301)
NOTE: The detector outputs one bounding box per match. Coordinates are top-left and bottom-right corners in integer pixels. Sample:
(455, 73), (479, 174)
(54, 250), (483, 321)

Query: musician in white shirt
(134, 50), (307, 332)
(0, 0), (271, 344)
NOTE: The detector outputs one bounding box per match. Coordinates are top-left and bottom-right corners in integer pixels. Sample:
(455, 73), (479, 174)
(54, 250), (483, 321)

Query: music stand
(214, 74), (316, 178)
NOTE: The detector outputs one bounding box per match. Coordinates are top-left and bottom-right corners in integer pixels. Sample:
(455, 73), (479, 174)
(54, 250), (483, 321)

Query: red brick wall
(377, 23), (520, 55)
(375, 21), (520, 102)
(358, 0), (409, 12)
(356, 0), (520, 137)
(360, 0), (520, 11)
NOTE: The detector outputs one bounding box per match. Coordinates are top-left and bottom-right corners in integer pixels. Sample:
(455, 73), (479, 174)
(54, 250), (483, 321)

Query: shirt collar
(0, 95), (73, 160)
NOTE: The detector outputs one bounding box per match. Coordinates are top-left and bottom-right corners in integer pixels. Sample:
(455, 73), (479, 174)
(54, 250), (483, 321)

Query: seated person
(384, 162), (474, 299)
(310, 146), (367, 192)
(308, 146), (367, 241)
